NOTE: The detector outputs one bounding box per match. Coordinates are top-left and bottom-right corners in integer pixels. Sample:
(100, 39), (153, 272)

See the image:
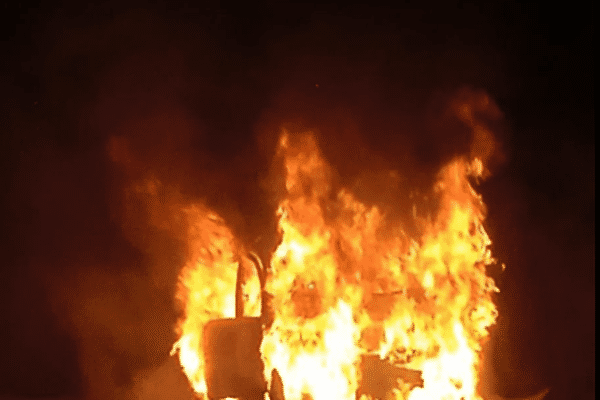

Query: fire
(172, 126), (499, 399)
(260, 131), (498, 400)
(170, 204), (260, 394)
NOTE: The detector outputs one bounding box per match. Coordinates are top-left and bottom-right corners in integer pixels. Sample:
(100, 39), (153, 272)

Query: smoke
(124, 357), (195, 400)
(35, 8), (283, 399)
(35, 9), (229, 400)
(3, 5), (516, 400)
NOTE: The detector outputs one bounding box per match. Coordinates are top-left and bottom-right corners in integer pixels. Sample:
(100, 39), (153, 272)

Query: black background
(0, 1), (594, 399)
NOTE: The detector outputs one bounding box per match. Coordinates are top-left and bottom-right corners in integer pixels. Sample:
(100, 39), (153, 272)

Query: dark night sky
(0, 1), (594, 400)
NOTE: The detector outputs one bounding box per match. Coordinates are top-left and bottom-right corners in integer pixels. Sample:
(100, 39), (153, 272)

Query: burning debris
(170, 91), (505, 399)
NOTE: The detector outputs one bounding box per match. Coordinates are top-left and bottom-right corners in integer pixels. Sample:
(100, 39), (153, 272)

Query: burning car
(169, 126), (515, 400)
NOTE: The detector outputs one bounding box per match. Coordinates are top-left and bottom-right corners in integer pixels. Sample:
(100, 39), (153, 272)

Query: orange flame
(170, 204), (260, 394)
(172, 128), (499, 400)
(260, 131), (498, 400)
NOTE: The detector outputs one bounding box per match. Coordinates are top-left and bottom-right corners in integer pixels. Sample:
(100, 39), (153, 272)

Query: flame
(170, 204), (259, 395)
(172, 128), (499, 399)
(260, 131), (498, 400)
